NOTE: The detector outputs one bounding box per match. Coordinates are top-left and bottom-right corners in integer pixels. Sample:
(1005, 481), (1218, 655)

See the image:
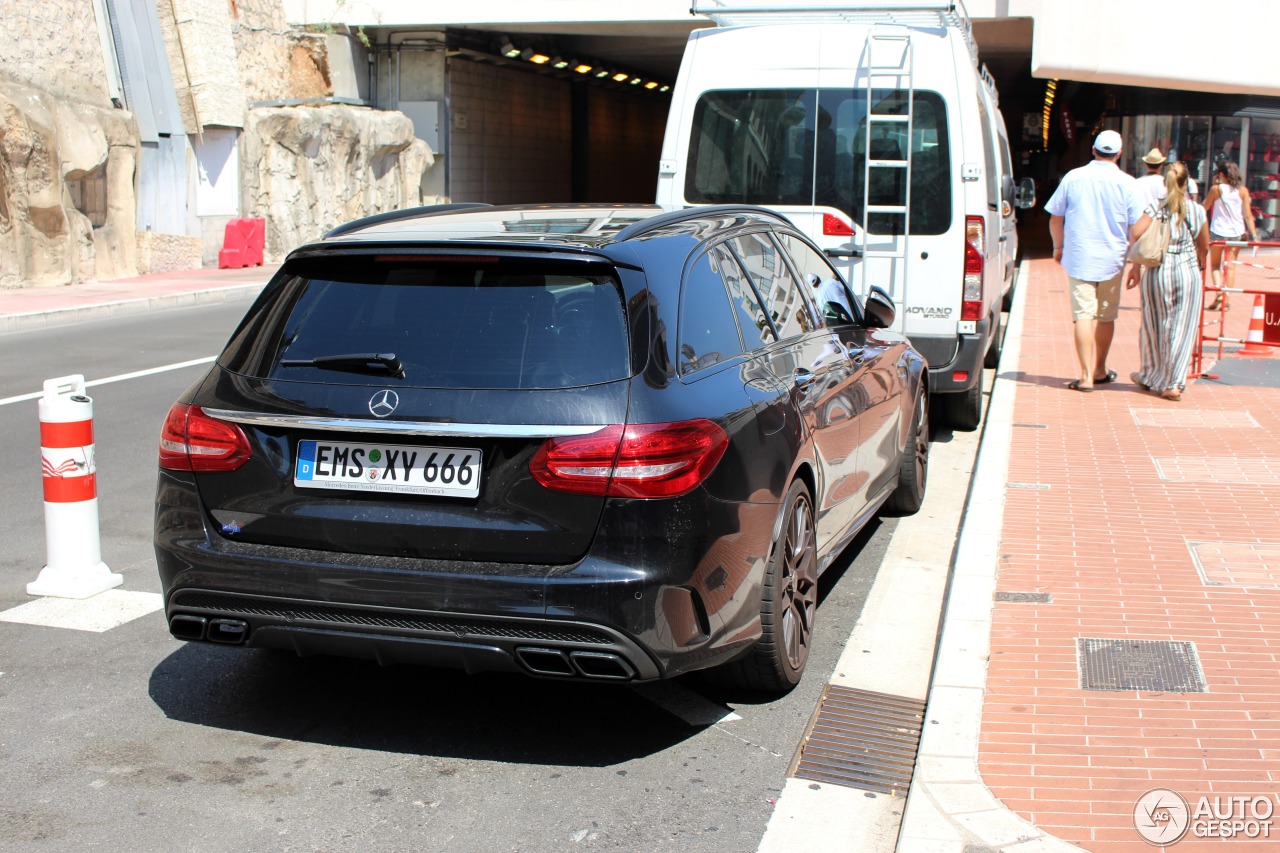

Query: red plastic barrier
(218, 217), (266, 269)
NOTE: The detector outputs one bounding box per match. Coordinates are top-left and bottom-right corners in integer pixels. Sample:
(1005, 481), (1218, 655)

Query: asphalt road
(0, 298), (902, 853)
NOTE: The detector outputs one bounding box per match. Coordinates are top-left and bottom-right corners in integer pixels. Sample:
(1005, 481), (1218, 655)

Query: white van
(656, 0), (1034, 429)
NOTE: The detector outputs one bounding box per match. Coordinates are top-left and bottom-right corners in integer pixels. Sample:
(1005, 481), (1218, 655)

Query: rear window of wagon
(218, 257), (631, 390)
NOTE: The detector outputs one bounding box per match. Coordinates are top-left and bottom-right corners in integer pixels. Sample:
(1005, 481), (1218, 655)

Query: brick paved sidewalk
(981, 257), (1280, 850)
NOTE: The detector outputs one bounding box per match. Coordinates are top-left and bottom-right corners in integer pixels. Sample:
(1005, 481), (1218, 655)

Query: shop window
(67, 166), (108, 228)
(1246, 118), (1280, 241)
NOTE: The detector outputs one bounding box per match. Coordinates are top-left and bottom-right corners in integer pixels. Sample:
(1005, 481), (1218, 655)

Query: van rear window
(685, 89), (951, 235)
(219, 258), (631, 390)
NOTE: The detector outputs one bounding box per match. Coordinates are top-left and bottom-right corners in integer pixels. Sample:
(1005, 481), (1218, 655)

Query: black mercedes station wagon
(155, 203), (929, 693)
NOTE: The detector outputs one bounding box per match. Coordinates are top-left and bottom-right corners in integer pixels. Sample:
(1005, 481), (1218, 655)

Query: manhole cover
(789, 685), (924, 795)
(1189, 540), (1280, 588)
(1152, 456), (1280, 485)
(1078, 638), (1206, 693)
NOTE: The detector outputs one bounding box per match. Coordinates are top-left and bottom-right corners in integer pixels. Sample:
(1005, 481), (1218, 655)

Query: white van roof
(692, 0), (978, 62)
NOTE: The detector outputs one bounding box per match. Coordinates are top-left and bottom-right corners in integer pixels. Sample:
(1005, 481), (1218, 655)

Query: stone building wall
(0, 0), (112, 105)
(241, 105), (432, 259)
(161, 0), (246, 131)
(232, 0), (331, 104)
(0, 81), (138, 288)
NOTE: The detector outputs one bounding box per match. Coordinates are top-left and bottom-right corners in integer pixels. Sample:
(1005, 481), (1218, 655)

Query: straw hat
(1141, 147), (1167, 165)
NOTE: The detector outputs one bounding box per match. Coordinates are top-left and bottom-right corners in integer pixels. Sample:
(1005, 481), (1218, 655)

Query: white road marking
(0, 590), (163, 632)
(0, 356), (216, 407)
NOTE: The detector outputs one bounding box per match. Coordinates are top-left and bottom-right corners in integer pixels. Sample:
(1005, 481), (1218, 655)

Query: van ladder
(858, 29), (914, 299)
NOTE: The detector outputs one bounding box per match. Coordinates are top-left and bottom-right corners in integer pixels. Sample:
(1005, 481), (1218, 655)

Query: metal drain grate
(789, 685), (925, 795)
(1078, 638), (1207, 693)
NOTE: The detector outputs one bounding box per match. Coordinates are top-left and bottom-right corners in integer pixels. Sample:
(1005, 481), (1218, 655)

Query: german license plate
(295, 440), (481, 498)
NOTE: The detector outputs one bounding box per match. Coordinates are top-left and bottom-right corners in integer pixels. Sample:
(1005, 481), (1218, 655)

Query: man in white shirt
(1045, 130), (1145, 392)
(1134, 147), (1167, 211)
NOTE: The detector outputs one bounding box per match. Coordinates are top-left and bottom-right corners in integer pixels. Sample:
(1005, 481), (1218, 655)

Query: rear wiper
(279, 352), (405, 378)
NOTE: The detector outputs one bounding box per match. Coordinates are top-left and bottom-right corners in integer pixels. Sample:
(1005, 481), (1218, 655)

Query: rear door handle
(793, 368), (816, 388)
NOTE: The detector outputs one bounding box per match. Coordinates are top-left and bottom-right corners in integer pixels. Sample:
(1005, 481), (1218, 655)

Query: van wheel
(944, 369), (984, 432)
(984, 311), (1003, 369)
(710, 480), (817, 694)
(885, 388), (929, 515)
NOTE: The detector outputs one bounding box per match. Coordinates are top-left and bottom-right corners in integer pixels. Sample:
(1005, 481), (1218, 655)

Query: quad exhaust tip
(170, 614), (249, 645)
(516, 647), (635, 681)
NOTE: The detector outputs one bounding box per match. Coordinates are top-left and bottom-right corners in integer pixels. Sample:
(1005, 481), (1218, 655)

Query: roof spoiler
(323, 203), (493, 239)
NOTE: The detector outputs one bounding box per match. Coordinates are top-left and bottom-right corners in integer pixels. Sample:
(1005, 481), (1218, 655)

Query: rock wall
(0, 81), (138, 288)
(241, 105), (432, 259)
(0, 0), (112, 105)
(232, 0), (331, 104)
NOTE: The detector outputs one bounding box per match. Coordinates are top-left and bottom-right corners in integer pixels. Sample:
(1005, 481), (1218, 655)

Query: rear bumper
(913, 314), (992, 393)
(155, 472), (777, 682)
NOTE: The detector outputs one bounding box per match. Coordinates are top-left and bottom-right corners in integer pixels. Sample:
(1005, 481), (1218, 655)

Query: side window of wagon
(678, 250), (748, 377)
(729, 232), (817, 340)
(712, 244), (777, 350)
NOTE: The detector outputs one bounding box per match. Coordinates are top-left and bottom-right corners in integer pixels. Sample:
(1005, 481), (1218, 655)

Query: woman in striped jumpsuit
(1124, 161), (1209, 401)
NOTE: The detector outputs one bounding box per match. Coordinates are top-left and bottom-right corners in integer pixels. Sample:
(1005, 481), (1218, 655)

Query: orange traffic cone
(1240, 294), (1273, 356)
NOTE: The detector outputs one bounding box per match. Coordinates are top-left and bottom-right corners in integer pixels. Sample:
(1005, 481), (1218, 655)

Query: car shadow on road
(148, 644), (700, 766)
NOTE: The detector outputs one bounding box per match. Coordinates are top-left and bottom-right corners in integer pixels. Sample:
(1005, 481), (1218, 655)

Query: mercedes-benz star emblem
(368, 390), (399, 418)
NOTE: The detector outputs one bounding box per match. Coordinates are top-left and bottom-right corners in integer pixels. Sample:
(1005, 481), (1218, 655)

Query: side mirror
(864, 286), (895, 329)
(1015, 177), (1037, 209)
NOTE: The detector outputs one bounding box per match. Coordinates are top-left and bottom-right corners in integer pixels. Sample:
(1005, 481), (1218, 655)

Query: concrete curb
(0, 283), (266, 335)
(896, 264), (1085, 853)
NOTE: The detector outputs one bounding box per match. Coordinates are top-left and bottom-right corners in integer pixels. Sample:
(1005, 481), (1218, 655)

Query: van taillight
(530, 420), (729, 499)
(823, 213), (855, 237)
(962, 216), (985, 322)
(158, 404), (251, 472)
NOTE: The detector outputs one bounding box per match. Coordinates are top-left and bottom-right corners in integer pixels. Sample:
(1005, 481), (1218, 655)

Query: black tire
(984, 309), (1003, 369)
(885, 388), (929, 515)
(944, 368), (984, 432)
(711, 480), (818, 694)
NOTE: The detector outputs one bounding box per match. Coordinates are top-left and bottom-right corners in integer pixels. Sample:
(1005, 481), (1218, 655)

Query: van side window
(686, 89), (951, 236)
(976, 95), (1000, 211)
(677, 250), (748, 376)
(729, 232), (816, 339)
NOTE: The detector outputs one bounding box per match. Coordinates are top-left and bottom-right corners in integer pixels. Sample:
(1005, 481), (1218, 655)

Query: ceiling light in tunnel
(594, 68), (610, 78)
(629, 77), (643, 85)
(659, 85), (671, 93)
(500, 41), (521, 59)
(644, 81), (659, 90)
(521, 48), (551, 64)
(552, 57), (570, 69)
(612, 72), (629, 82)
(575, 63), (594, 74)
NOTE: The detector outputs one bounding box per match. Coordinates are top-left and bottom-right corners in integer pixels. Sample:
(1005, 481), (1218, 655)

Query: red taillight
(529, 420), (729, 499)
(158, 404), (252, 472)
(823, 213), (855, 237)
(963, 215), (985, 321)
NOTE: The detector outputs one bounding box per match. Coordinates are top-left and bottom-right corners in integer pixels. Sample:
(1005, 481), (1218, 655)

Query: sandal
(1162, 388), (1182, 401)
(1067, 380), (1093, 393)
(1094, 369), (1118, 385)
(1130, 372), (1149, 390)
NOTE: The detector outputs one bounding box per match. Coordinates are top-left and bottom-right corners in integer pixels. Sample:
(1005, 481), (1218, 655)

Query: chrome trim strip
(202, 409), (603, 438)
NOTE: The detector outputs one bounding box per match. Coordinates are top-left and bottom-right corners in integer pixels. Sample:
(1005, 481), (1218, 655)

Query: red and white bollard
(27, 375), (122, 598)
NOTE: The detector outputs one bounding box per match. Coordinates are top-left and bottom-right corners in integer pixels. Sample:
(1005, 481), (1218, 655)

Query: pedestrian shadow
(148, 644), (700, 766)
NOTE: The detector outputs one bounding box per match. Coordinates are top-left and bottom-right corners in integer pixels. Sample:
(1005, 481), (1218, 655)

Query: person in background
(1135, 148), (1167, 209)
(1202, 160), (1257, 310)
(1046, 129), (1144, 393)
(1124, 161), (1209, 402)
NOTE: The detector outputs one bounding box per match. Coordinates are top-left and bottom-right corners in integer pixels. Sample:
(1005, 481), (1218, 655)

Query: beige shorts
(1069, 274), (1122, 322)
